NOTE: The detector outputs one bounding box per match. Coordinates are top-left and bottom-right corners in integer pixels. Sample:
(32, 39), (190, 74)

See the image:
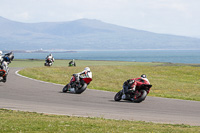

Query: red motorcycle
(0, 69), (6, 82)
(62, 74), (92, 94)
(114, 83), (152, 103)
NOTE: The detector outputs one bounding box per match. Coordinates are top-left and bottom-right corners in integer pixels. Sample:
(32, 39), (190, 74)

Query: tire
(0, 70), (5, 77)
(114, 91), (123, 101)
(62, 85), (68, 93)
(133, 90), (147, 103)
(75, 83), (87, 94)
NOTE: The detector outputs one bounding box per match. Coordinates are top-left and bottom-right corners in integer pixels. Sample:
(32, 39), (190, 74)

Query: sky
(0, 0), (200, 38)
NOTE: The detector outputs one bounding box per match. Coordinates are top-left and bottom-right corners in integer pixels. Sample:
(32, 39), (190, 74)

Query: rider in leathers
(122, 74), (150, 99)
(4, 51), (14, 63)
(45, 54), (55, 65)
(0, 51), (14, 82)
(73, 67), (92, 87)
(69, 59), (76, 66)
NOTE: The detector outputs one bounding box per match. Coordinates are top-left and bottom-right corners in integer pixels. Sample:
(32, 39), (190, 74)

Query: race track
(0, 67), (200, 126)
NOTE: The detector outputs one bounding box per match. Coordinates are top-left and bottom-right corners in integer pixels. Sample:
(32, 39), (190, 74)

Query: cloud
(16, 12), (31, 20)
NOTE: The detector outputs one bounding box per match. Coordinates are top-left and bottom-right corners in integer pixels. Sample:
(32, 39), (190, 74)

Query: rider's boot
(122, 94), (126, 99)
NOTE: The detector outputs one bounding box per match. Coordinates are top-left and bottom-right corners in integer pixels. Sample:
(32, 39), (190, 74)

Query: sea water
(13, 50), (200, 64)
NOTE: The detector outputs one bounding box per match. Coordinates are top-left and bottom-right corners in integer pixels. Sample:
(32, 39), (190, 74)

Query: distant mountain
(0, 16), (200, 50)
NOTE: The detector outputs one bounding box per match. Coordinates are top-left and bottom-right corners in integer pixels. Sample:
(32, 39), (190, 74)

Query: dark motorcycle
(44, 58), (53, 66)
(62, 74), (92, 94)
(114, 84), (152, 103)
(69, 60), (76, 67)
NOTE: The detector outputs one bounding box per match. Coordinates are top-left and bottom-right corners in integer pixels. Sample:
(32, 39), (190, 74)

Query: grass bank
(0, 109), (199, 133)
(16, 59), (200, 101)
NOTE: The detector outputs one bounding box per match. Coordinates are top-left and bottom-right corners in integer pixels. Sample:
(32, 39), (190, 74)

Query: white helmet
(141, 74), (147, 78)
(84, 67), (90, 72)
(0, 51), (2, 56)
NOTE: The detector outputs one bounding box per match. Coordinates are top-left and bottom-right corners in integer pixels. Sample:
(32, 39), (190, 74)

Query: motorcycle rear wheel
(114, 91), (123, 101)
(133, 90), (147, 103)
(75, 83), (87, 94)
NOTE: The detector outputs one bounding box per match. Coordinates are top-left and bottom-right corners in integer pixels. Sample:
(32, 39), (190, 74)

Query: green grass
(10, 59), (164, 67)
(3, 59), (200, 132)
(17, 59), (200, 101)
(0, 109), (199, 133)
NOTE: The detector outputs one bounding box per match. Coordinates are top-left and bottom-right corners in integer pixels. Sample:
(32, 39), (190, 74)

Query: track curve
(0, 67), (200, 126)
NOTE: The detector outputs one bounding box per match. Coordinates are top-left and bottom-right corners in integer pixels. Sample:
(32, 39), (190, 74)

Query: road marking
(15, 70), (64, 87)
(14, 69), (111, 93)
(14, 69), (200, 103)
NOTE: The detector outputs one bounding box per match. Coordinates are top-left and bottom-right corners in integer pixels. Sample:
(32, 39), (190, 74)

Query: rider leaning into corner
(46, 53), (55, 63)
(122, 74), (150, 100)
(73, 67), (92, 87)
(0, 51), (14, 83)
(69, 59), (76, 66)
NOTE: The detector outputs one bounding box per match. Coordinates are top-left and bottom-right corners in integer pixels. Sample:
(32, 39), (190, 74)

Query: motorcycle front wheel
(114, 90), (123, 101)
(62, 85), (69, 93)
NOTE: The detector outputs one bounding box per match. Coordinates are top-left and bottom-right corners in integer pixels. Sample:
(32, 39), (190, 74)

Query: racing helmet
(84, 67), (90, 72)
(3, 56), (10, 62)
(141, 74), (147, 78)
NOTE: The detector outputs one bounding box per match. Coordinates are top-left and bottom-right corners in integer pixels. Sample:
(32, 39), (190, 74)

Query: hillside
(0, 16), (200, 50)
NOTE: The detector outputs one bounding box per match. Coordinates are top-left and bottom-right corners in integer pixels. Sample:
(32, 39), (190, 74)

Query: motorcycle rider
(45, 53), (55, 65)
(122, 74), (150, 99)
(0, 51), (14, 83)
(73, 67), (92, 87)
(69, 59), (76, 66)
(1, 51), (14, 64)
(64, 67), (92, 92)
(0, 51), (5, 82)
(0, 60), (8, 83)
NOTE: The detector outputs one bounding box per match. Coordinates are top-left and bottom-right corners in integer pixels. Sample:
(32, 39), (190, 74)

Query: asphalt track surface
(0, 67), (200, 126)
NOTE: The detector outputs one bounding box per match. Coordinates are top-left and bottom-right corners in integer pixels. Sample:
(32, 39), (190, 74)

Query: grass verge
(17, 59), (200, 101)
(0, 109), (199, 133)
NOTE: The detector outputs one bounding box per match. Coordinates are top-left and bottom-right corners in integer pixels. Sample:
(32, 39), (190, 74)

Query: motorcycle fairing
(138, 84), (152, 94)
(81, 78), (92, 84)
